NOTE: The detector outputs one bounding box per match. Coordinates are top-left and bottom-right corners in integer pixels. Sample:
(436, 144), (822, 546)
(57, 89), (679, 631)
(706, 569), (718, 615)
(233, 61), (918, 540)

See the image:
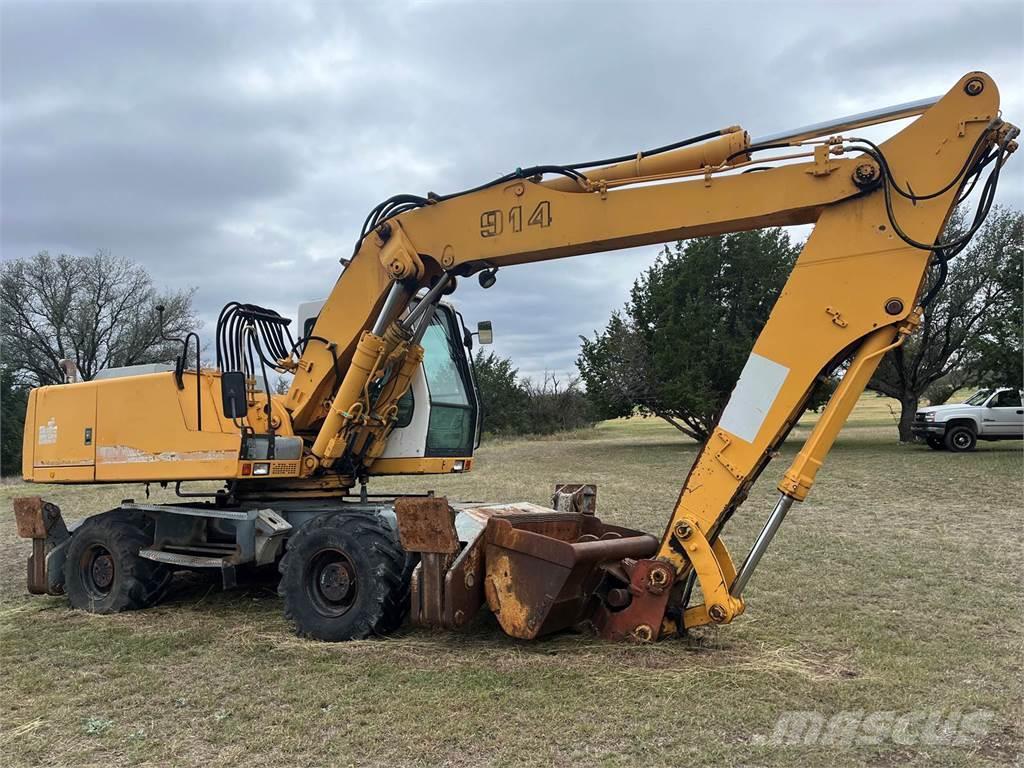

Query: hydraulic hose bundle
(215, 302), (297, 396)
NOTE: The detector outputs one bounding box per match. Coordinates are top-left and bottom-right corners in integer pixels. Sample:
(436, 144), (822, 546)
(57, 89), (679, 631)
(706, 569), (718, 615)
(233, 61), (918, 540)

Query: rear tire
(64, 510), (172, 614)
(926, 436), (946, 450)
(278, 512), (409, 641)
(944, 425), (977, 452)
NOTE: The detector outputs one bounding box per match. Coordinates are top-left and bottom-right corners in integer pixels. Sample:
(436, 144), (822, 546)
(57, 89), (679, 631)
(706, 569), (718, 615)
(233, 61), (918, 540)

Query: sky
(2, 0), (1022, 382)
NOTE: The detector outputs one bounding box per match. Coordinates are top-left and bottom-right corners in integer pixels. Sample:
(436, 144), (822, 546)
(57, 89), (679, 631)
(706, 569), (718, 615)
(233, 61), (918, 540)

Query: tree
(1, 251), (198, 386)
(520, 372), (597, 435)
(969, 209), (1023, 390)
(579, 229), (803, 442)
(577, 311), (656, 421)
(868, 207), (1023, 441)
(923, 369), (974, 407)
(472, 350), (596, 436)
(472, 349), (528, 435)
(1, 364), (28, 476)
(274, 375), (293, 395)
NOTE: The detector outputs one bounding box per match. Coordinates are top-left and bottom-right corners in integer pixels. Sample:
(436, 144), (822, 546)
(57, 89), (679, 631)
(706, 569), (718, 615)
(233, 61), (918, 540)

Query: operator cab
(296, 299), (489, 463)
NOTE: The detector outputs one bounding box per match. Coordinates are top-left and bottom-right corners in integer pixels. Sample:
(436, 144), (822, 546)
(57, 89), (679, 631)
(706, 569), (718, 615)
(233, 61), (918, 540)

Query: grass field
(1, 393), (1021, 766)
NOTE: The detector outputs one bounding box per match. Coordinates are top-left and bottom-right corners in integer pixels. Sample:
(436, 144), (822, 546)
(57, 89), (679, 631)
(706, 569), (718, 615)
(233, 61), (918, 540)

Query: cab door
(377, 305), (478, 461)
(986, 390), (1024, 437)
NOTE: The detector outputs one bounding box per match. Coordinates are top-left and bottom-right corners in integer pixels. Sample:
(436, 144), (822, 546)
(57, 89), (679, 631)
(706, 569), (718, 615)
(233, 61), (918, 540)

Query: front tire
(944, 425), (977, 452)
(278, 512), (409, 641)
(926, 436), (946, 450)
(64, 510), (172, 614)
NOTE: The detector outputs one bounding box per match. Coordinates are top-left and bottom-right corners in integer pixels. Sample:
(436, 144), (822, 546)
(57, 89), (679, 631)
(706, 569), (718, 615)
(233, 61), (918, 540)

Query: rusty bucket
(483, 510), (658, 639)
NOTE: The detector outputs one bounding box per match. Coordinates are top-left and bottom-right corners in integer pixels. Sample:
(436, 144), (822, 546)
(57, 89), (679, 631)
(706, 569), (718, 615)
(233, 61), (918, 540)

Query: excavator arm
(280, 72), (1015, 639)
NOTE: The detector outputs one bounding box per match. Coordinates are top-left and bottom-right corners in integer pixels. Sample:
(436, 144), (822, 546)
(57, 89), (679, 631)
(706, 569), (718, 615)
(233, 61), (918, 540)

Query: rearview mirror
(477, 321), (493, 345)
(221, 371), (248, 419)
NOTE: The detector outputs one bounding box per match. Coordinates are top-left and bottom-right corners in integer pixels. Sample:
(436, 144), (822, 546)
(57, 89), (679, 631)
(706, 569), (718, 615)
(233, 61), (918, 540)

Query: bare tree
(274, 375), (293, 395)
(520, 372), (596, 434)
(1, 251), (198, 385)
(869, 207), (1022, 441)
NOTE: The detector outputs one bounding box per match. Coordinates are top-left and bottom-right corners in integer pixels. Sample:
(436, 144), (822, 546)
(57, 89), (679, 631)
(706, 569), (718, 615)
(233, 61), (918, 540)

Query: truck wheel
(64, 511), (172, 614)
(926, 436), (946, 450)
(278, 512), (409, 641)
(944, 425), (977, 452)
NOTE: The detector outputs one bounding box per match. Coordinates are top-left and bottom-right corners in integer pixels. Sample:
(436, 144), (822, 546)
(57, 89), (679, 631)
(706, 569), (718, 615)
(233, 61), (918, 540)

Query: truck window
(964, 390), (991, 406)
(991, 390), (1022, 408)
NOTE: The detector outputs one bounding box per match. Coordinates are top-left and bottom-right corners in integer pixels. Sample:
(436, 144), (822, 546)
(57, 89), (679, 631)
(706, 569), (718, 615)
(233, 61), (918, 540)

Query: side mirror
(477, 320), (493, 345)
(221, 371), (248, 419)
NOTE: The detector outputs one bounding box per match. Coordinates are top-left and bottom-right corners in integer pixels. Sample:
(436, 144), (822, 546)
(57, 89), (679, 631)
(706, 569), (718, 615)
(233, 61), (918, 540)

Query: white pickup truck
(913, 388), (1024, 452)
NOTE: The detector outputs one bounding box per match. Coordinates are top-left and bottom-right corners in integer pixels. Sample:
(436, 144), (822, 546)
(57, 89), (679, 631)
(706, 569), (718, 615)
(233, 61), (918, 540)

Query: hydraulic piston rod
(371, 281), (415, 336)
(751, 95), (940, 145)
(402, 273), (453, 334)
(729, 494), (794, 597)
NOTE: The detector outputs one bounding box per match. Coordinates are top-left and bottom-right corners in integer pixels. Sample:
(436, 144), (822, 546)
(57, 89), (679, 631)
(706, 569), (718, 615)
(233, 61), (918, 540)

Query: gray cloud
(3, 0), (1021, 380)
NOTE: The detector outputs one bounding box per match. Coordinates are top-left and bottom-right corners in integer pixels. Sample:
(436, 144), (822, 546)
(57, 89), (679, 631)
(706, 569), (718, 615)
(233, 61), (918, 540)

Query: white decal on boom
(718, 353), (790, 444)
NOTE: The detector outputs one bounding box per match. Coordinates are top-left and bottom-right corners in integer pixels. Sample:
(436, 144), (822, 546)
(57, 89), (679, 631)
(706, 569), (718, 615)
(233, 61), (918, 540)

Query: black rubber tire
(926, 436), (946, 450)
(379, 551), (418, 634)
(64, 510), (172, 614)
(944, 425), (977, 452)
(278, 512), (409, 641)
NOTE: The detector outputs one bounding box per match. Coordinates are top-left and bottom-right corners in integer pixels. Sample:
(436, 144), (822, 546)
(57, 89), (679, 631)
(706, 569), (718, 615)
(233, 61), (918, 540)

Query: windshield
(964, 390), (991, 406)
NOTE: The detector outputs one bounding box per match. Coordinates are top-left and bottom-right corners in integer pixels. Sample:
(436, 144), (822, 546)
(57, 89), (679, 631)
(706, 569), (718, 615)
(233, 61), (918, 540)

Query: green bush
(473, 351), (595, 437)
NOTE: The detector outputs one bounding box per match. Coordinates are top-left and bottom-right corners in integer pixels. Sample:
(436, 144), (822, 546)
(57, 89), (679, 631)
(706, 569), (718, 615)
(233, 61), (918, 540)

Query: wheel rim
(952, 431), (972, 449)
(306, 548), (358, 618)
(80, 544), (115, 599)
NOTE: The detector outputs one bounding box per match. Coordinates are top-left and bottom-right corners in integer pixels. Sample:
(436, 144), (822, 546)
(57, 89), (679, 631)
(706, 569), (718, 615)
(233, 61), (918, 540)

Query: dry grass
(1, 393), (1021, 766)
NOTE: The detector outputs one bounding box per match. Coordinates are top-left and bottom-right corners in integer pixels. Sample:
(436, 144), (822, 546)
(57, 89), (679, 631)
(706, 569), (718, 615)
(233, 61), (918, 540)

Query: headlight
(452, 460), (465, 472)
(924, 413), (935, 422)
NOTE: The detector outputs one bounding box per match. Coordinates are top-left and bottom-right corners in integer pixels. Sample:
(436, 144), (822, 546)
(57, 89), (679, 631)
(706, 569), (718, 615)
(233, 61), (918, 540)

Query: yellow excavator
(14, 72), (1016, 643)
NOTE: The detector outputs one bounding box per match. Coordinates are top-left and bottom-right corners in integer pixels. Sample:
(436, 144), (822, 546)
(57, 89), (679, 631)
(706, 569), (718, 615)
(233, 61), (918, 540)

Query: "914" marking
(480, 201), (552, 238)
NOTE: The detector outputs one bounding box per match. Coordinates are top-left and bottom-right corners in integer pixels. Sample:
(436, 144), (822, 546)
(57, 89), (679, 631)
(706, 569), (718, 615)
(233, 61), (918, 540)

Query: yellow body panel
(29, 384), (96, 474)
(94, 372), (240, 482)
(25, 371), (242, 483)
(371, 457), (473, 475)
